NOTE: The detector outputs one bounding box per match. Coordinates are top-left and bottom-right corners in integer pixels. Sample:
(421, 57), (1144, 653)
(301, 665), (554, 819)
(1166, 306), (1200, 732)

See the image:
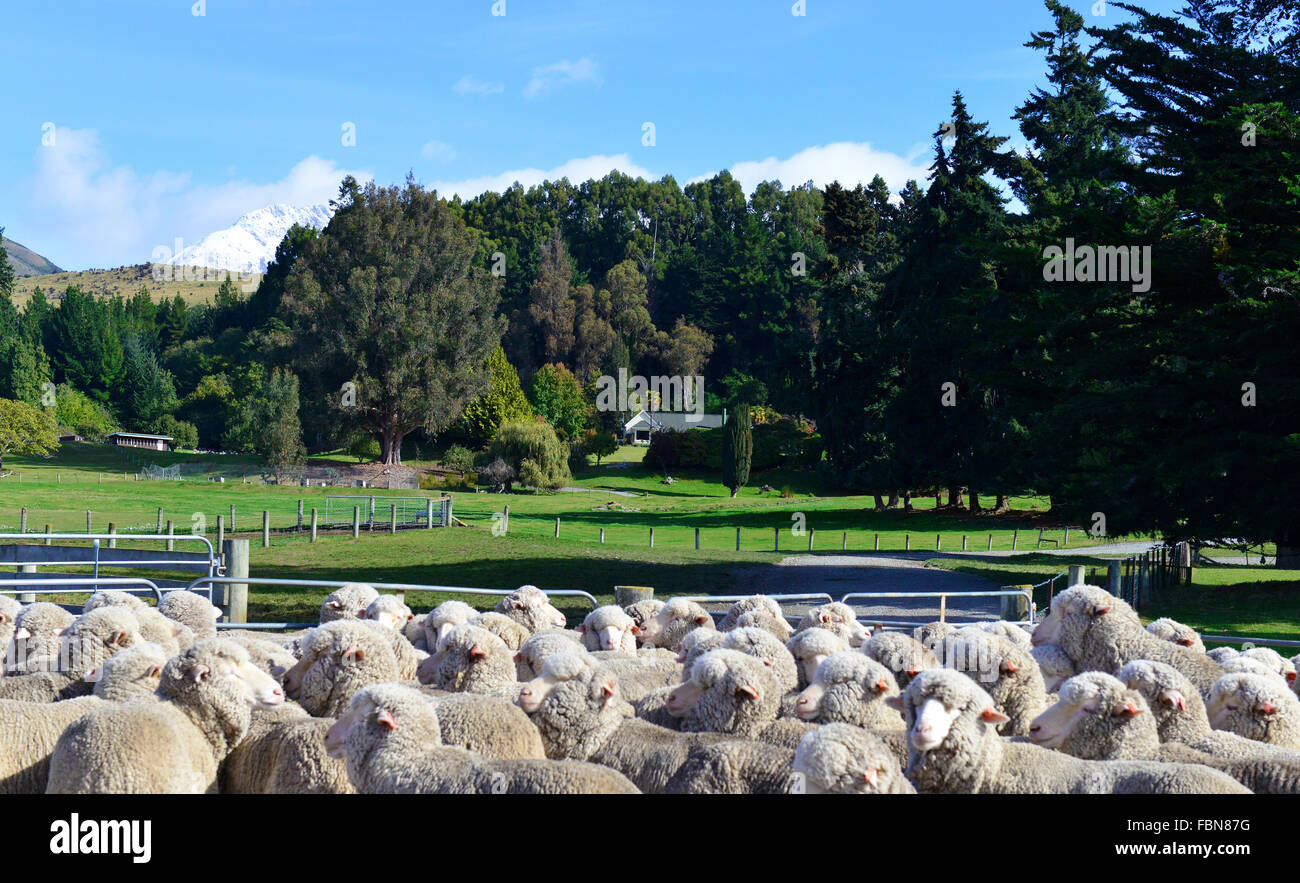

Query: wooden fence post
(555, 517), (560, 538)
(842, 532), (847, 551)
(297, 499), (304, 533)
(874, 533), (879, 551)
(936, 533), (941, 551)
(166, 521), (175, 552)
(262, 511), (270, 548)
(649, 528), (654, 548)
(905, 534), (910, 551)
(19, 508), (26, 533)
(426, 499), (435, 529)
(502, 505), (509, 533)
(987, 534), (993, 551)
(229, 504), (235, 532)
(808, 529), (815, 552)
(694, 528), (700, 550)
(962, 535), (968, 551)
(774, 527), (779, 552)
(156, 508), (163, 533)
(216, 515), (224, 551)
(86, 511), (93, 534)
(368, 496), (376, 528)
(352, 506), (360, 539)
(222, 538), (249, 623)
(390, 504), (397, 534)
(1037, 527), (1044, 548)
(107, 523), (117, 549)
(600, 528), (605, 544)
(735, 527), (740, 551)
(310, 508), (318, 542)
(1063, 528), (1069, 547)
(1012, 529), (1018, 551)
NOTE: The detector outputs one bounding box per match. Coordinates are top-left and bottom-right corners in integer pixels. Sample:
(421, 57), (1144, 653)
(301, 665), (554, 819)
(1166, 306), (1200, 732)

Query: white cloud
(425, 153), (653, 201)
(524, 56), (601, 99)
(420, 140), (457, 162)
(453, 75), (504, 96)
(690, 141), (932, 198)
(26, 127), (369, 269)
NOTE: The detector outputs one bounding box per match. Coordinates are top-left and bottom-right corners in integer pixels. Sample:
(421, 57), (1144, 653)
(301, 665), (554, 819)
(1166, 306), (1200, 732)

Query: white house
(621, 409), (726, 445)
(106, 432), (173, 451)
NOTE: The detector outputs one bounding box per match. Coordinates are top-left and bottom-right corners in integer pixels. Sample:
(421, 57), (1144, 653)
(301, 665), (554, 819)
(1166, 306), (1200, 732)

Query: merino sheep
(962, 620), (1034, 653)
(1031, 643), (1076, 693)
(888, 668), (1249, 794)
(913, 621), (959, 654)
(318, 583), (380, 624)
(794, 651), (903, 730)
(723, 627), (799, 695)
(133, 607), (192, 656)
(787, 627), (850, 689)
(4, 602), (75, 674)
(87, 641), (168, 700)
(637, 597), (715, 650)
(283, 620), (401, 717)
(1120, 659), (1300, 794)
(661, 739), (800, 794)
(1222, 655), (1281, 679)
(0, 607), (142, 702)
(795, 602), (869, 647)
(325, 683), (639, 793)
(717, 595), (788, 633)
(514, 629), (587, 680)
(229, 636), (298, 680)
(158, 590), (223, 639)
(416, 690), (547, 759)
(668, 648), (782, 739)
(1238, 647), (1297, 685)
(494, 585), (568, 633)
(361, 594), (414, 632)
(416, 624), (516, 696)
(1029, 672), (1180, 762)
(578, 605), (639, 653)
(1207, 646), (1240, 664)
(792, 723), (916, 794)
(1206, 672), (1300, 748)
(221, 704), (353, 794)
(47, 639), (285, 793)
(468, 612), (532, 651)
(402, 614), (428, 651)
(0, 595), (21, 649)
(623, 599), (665, 635)
(1146, 617), (1206, 653)
(423, 600), (478, 651)
(733, 609), (796, 643)
(83, 589), (149, 613)
(1032, 586), (1225, 695)
(945, 629), (1050, 737)
(862, 631), (939, 691)
(633, 630), (726, 729)
(589, 653), (683, 702)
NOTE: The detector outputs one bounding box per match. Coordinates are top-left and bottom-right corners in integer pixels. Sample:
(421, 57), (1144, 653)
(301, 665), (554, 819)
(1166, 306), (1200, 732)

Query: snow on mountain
(167, 203), (333, 273)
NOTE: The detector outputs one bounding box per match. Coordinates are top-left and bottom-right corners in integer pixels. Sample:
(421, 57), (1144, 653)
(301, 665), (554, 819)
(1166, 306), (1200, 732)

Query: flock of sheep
(2, 580), (1298, 794)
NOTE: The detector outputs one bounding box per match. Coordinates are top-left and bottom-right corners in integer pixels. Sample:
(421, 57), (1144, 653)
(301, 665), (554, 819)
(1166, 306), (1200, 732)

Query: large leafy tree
(0, 398), (59, 472)
(458, 346), (533, 448)
(281, 175), (505, 465)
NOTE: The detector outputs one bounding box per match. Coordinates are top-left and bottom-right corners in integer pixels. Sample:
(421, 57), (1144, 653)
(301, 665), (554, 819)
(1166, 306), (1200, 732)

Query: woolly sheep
(87, 641), (168, 700)
(733, 609), (796, 643)
(913, 621), (958, 653)
(792, 723), (915, 794)
(361, 594), (414, 632)
(220, 704), (353, 794)
(0, 607), (143, 702)
(632, 630), (725, 729)
(47, 639), (285, 793)
(514, 629), (587, 680)
(4, 602), (75, 674)
(944, 629), (1049, 737)
(1032, 586), (1225, 695)
(158, 590), (223, 639)
(494, 585), (568, 633)
(0, 595), (21, 649)
(468, 611), (532, 651)
(416, 689), (547, 759)
(787, 627), (850, 689)
(1206, 672), (1300, 748)
(668, 648), (782, 738)
(623, 599), (665, 634)
(717, 595), (789, 634)
(417, 624), (516, 696)
(862, 631), (939, 690)
(661, 738), (800, 794)
(962, 620), (1034, 653)
(1222, 655), (1281, 679)
(1207, 646), (1240, 664)
(794, 651), (903, 730)
(1239, 647), (1297, 685)
(229, 636), (298, 681)
(319, 583), (380, 624)
(1120, 659), (1300, 794)
(1029, 672), (1176, 761)
(133, 607), (192, 656)
(723, 626), (799, 695)
(324, 683), (639, 793)
(888, 668), (1249, 794)
(1146, 617), (1206, 653)
(83, 589), (149, 613)
(795, 602), (869, 647)
(1031, 643), (1076, 693)
(424, 600), (478, 651)
(637, 597), (715, 649)
(577, 605), (639, 653)
(589, 653), (683, 702)
(283, 620), (401, 717)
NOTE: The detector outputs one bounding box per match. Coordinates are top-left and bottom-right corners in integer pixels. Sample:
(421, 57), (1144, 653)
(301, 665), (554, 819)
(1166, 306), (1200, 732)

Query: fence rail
(0, 532), (220, 578)
(1115, 542), (1193, 612)
(0, 576), (164, 604)
(840, 588), (1037, 628)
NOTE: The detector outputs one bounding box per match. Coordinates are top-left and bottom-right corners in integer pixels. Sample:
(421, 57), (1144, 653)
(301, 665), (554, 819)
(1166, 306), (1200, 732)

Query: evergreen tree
(723, 404), (752, 498)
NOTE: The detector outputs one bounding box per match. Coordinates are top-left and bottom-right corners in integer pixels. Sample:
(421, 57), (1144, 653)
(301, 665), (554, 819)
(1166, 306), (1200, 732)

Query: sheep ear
(1177, 638), (1195, 647)
(874, 678), (892, 694)
(375, 709), (398, 731)
(694, 615), (710, 625)
(631, 625), (641, 636)
(1160, 690), (1187, 713)
(190, 664), (210, 683)
(1091, 605), (1111, 617)
(342, 645), (365, 663)
(736, 684), (760, 701)
(980, 707), (1009, 724)
(111, 630), (130, 647)
(83, 667), (100, 681)
(512, 651), (523, 663)
(601, 681), (615, 698)
(469, 644), (487, 659)
(147, 665), (162, 678)
(512, 599), (526, 610)
(327, 600), (343, 610)
(576, 624), (586, 634)
(1258, 701), (1278, 715)
(1000, 661), (1019, 674)
(1116, 701), (1143, 718)
(885, 696), (905, 711)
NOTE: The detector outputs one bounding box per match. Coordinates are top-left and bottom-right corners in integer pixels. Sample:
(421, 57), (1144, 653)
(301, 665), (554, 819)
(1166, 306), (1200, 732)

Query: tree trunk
(903, 491), (913, 511)
(381, 426), (405, 466)
(730, 489), (738, 499)
(934, 491), (943, 509)
(1277, 523), (1300, 569)
(948, 486), (965, 509)
(994, 494), (1009, 514)
(873, 494), (884, 510)
(886, 492), (899, 509)
(969, 491), (982, 512)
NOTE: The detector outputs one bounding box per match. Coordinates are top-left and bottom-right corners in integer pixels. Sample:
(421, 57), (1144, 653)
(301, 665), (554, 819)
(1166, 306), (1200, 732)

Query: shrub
(481, 457), (516, 492)
(155, 415), (199, 450)
(489, 420), (571, 490)
(441, 444), (475, 472)
(418, 471), (443, 491)
(348, 435), (381, 463)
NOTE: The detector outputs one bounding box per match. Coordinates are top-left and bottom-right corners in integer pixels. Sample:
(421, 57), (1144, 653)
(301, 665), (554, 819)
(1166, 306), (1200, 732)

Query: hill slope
(3, 237), (62, 276)
(10, 264), (262, 306)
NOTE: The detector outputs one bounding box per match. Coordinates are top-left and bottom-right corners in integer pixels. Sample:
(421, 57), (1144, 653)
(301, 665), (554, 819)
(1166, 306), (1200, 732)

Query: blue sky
(2, 0), (1181, 270)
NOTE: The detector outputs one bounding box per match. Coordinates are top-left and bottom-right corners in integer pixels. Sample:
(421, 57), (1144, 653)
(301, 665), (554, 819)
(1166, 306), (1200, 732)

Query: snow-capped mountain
(167, 203), (333, 273)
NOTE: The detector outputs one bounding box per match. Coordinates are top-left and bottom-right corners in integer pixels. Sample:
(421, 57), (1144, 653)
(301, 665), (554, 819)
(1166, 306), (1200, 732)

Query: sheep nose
(272, 687), (284, 698)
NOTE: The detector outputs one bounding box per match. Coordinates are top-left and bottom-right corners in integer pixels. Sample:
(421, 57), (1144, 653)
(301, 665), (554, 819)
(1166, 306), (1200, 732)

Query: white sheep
(577, 605), (639, 653)
(792, 723), (915, 794)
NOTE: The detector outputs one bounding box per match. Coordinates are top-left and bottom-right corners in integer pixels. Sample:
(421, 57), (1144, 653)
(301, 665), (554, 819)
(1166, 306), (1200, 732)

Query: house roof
(106, 432), (174, 441)
(621, 409), (725, 432)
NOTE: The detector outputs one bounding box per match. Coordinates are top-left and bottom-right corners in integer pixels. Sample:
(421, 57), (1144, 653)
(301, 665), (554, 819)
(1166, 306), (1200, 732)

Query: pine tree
(723, 404), (752, 498)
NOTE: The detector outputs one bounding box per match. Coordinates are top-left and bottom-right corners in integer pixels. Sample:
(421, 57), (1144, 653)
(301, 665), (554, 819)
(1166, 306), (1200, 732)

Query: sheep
(468, 611), (532, 651)
(795, 602), (870, 647)
(82, 589), (148, 613)
(283, 620), (401, 717)
(358, 619), (422, 680)
(0, 595), (21, 649)
(1032, 586), (1225, 695)
(862, 631), (939, 691)
(220, 704), (353, 794)
(494, 585), (568, 633)
(325, 682), (639, 793)
(133, 607), (193, 656)
(318, 583), (380, 624)
(913, 621), (959, 653)
(661, 739), (800, 794)
(1206, 672), (1300, 748)
(888, 668), (1249, 794)
(792, 723), (916, 794)
(416, 624), (516, 696)
(1146, 617), (1206, 653)
(793, 651), (903, 730)
(416, 690), (547, 759)
(0, 607), (142, 701)
(402, 614), (428, 651)
(944, 629), (1050, 737)
(787, 627), (850, 689)
(4, 602), (75, 674)
(1031, 643), (1076, 693)
(1222, 655), (1281, 679)
(0, 643), (167, 794)
(1120, 659), (1300, 793)
(577, 605), (639, 653)
(723, 627), (799, 695)
(717, 595), (788, 633)
(667, 648), (782, 738)
(518, 651), (789, 793)
(229, 636), (298, 680)
(514, 629), (587, 680)
(1207, 646), (1240, 664)
(1238, 646), (1297, 685)
(588, 653), (683, 702)
(962, 620), (1034, 653)
(158, 590), (223, 639)
(423, 600), (478, 651)
(623, 599), (665, 634)
(1029, 672), (1183, 762)
(637, 597), (715, 650)
(361, 594), (414, 632)
(733, 609), (796, 643)
(632, 630), (726, 729)
(47, 639), (285, 793)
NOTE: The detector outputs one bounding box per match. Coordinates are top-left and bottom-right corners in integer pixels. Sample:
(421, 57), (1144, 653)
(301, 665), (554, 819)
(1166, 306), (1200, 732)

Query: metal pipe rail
(0, 576), (164, 604)
(1203, 635), (1300, 649)
(679, 593), (836, 624)
(839, 588), (1037, 627)
(0, 532), (220, 578)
